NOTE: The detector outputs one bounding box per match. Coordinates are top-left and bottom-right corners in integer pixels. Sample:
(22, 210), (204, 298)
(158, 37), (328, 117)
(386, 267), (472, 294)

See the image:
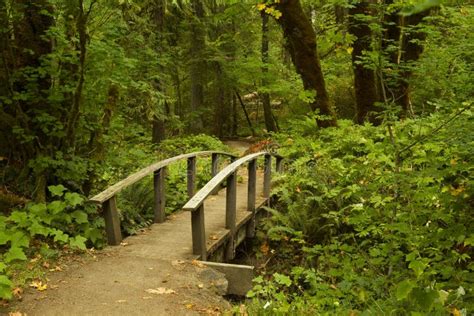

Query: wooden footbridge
(90, 150), (283, 262)
(13, 150), (284, 315)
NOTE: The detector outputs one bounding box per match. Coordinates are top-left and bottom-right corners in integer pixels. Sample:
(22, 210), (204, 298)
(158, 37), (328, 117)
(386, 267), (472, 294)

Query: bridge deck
(14, 170), (267, 315)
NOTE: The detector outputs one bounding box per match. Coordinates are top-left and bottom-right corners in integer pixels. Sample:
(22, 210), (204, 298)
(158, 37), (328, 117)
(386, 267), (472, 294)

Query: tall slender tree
(274, 0), (337, 127)
(348, 1), (379, 124)
(261, 12), (277, 132)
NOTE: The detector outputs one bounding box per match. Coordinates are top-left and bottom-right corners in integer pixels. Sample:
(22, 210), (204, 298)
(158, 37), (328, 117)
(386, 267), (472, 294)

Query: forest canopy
(0, 0), (473, 314)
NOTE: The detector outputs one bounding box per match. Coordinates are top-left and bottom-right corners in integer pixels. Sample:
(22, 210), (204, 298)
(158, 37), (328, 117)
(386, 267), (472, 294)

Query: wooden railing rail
(90, 151), (237, 245)
(183, 152), (284, 261)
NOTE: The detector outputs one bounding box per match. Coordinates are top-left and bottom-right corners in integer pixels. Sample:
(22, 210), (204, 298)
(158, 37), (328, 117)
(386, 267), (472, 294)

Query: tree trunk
(65, 0), (89, 149)
(13, 0), (54, 200)
(397, 11), (430, 115)
(151, 0), (167, 144)
(382, 3), (431, 116)
(261, 12), (277, 132)
(275, 0), (337, 127)
(189, 0), (205, 132)
(348, 1), (379, 125)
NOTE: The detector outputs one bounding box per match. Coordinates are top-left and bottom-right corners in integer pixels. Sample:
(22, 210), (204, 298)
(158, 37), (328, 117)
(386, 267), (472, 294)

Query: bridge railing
(183, 152), (283, 261)
(90, 151), (238, 245)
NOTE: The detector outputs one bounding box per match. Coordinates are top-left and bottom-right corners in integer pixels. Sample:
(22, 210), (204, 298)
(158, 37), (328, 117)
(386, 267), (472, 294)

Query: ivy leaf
(29, 203), (47, 215)
(409, 260), (427, 278)
(48, 201), (66, 215)
(48, 185), (66, 197)
(9, 211), (29, 227)
(65, 192), (84, 207)
(69, 236), (87, 250)
(4, 246), (27, 263)
(0, 231), (9, 245)
(0, 275), (13, 300)
(0, 262), (6, 273)
(10, 231), (30, 248)
(71, 210), (88, 224)
(273, 273), (292, 287)
(396, 280), (415, 300)
(29, 221), (50, 237)
(51, 229), (69, 244)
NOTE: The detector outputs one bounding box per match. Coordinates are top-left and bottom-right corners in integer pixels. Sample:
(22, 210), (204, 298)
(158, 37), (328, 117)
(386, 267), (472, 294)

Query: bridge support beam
(225, 171), (237, 261)
(103, 196), (122, 245)
(153, 167), (167, 223)
(246, 159), (257, 238)
(263, 154), (272, 199)
(187, 157), (196, 198)
(191, 205), (207, 260)
(211, 153), (219, 195)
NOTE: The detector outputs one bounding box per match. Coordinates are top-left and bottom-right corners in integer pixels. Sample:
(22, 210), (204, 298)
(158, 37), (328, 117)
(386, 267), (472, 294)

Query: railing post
(246, 159), (257, 238)
(191, 205), (207, 260)
(264, 154), (272, 199)
(103, 196), (122, 245)
(225, 172), (237, 261)
(153, 167), (166, 223)
(276, 156), (283, 173)
(187, 156), (196, 198)
(211, 153), (219, 195)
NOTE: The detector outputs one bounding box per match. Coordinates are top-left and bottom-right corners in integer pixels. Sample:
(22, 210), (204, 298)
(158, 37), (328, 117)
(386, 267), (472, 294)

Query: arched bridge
(90, 150), (284, 263)
(16, 150), (285, 314)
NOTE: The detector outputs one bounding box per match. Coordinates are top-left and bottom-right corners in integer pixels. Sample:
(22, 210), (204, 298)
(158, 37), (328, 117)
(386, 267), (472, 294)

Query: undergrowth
(243, 104), (473, 315)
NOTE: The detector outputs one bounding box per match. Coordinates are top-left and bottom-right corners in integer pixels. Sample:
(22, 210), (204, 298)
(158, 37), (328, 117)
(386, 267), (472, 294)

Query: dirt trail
(6, 141), (255, 316)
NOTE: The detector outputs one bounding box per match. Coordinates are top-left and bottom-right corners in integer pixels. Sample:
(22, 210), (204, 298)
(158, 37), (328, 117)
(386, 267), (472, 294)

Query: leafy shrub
(101, 134), (231, 236)
(0, 185), (105, 299)
(247, 106), (474, 314)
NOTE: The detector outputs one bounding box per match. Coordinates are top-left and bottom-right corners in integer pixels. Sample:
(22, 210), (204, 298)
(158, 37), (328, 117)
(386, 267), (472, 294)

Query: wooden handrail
(91, 151), (237, 246)
(183, 151), (284, 260)
(90, 151), (237, 203)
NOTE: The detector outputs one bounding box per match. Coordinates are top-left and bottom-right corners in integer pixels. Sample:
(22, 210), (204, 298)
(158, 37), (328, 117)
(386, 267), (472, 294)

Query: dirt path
(7, 141), (258, 316)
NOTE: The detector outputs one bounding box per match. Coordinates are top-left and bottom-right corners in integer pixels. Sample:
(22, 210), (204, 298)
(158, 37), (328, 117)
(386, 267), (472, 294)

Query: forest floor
(4, 141), (255, 316)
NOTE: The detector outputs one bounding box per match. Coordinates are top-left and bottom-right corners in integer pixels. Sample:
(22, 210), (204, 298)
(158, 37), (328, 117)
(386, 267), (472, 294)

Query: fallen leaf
(116, 300), (127, 303)
(142, 296), (153, 300)
(191, 260), (205, 268)
(145, 287), (176, 295)
(197, 283), (204, 289)
(185, 303), (194, 309)
(172, 260), (185, 266)
(42, 261), (50, 269)
(30, 280), (47, 291)
(209, 235), (218, 240)
(260, 242), (270, 255)
(12, 287), (23, 299)
(120, 242), (129, 246)
(8, 312), (24, 316)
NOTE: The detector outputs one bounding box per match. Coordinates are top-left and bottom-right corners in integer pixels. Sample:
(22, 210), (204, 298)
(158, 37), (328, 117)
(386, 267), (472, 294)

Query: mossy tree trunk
(275, 0), (337, 128)
(348, 1), (380, 125)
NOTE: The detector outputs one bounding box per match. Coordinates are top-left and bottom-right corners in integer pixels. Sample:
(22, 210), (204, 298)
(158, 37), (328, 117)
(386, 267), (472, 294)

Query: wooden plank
(90, 151), (237, 204)
(187, 156), (196, 198)
(264, 154), (272, 198)
(246, 159), (257, 238)
(103, 196), (122, 245)
(183, 152), (264, 211)
(191, 205), (207, 260)
(153, 167), (166, 223)
(276, 156), (284, 172)
(211, 153), (219, 195)
(225, 172), (237, 261)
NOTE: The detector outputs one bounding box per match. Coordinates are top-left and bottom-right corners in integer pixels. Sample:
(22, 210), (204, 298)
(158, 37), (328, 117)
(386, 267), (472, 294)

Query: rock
(197, 267), (228, 296)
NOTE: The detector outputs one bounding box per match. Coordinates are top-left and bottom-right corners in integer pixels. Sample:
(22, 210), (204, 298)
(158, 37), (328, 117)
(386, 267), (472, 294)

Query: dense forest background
(0, 0), (473, 314)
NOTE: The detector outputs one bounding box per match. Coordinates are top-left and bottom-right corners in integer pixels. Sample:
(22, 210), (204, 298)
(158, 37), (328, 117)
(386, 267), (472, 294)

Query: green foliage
(247, 107), (474, 314)
(98, 134), (230, 236)
(0, 186), (105, 299)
